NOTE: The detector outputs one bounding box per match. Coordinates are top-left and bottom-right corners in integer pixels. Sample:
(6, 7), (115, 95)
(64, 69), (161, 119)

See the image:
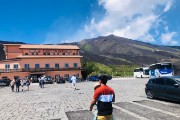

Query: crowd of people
(9, 74), (78, 91)
(10, 78), (30, 92)
(9, 74), (115, 120)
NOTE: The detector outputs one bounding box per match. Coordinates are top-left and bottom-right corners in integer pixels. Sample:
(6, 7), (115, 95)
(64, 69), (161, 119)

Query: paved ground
(0, 78), (179, 120)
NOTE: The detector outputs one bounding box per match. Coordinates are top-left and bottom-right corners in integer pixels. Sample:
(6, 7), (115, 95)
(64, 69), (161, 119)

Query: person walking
(71, 74), (77, 90)
(40, 75), (45, 88)
(15, 78), (21, 92)
(26, 79), (30, 91)
(90, 75), (115, 120)
(10, 79), (15, 92)
(38, 77), (41, 88)
(20, 79), (26, 91)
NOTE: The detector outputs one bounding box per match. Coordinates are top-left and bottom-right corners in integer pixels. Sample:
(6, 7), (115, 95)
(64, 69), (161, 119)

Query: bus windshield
(157, 63), (172, 69)
(144, 69), (149, 75)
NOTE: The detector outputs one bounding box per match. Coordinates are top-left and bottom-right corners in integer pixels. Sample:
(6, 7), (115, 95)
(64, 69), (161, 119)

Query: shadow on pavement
(66, 110), (94, 120)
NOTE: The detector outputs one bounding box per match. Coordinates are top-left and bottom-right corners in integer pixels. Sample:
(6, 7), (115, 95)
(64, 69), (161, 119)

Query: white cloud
(164, 1), (173, 12)
(160, 32), (178, 45)
(44, 0), (176, 44)
(83, 0), (174, 43)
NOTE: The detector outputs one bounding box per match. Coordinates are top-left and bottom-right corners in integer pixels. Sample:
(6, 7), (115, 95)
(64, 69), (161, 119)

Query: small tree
(82, 61), (97, 78)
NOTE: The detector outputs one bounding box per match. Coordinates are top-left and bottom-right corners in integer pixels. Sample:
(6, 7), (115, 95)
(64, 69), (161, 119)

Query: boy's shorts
(97, 115), (112, 120)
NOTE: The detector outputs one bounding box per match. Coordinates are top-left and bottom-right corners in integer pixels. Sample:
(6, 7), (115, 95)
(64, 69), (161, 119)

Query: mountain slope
(79, 35), (180, 75)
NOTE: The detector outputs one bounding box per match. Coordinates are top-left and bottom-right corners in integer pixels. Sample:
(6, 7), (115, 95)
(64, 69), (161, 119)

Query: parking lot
(0, 78), (179, 120)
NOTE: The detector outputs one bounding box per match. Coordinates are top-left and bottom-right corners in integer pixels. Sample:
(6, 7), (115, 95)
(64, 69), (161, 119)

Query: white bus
(149, 62), (173, 78)
(134, 67), (149, 78)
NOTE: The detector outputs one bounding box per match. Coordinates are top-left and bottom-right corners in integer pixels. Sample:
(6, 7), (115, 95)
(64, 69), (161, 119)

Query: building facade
(0, 44), (83, 80)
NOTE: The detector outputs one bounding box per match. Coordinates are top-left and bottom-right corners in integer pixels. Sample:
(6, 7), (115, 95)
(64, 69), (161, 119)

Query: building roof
(17, 55), (83, 58)
(0, 58), (21, 63)
(19, 44), (80, 49)
(3, 44), (22, 46)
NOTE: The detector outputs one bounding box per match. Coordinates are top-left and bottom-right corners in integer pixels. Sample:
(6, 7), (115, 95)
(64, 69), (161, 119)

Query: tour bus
(149, 62), (174, 78)
(133, 67), (149, 78)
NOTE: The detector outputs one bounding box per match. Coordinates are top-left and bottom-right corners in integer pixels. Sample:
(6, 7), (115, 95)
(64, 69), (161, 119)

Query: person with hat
(90, 75), (115, 120)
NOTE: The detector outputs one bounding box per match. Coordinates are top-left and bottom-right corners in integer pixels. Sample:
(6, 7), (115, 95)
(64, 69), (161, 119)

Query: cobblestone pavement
(0, 78), (179, 120)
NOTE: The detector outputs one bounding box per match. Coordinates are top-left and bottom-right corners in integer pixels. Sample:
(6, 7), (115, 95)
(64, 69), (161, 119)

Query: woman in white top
(21, 79), (26, 91)
(71, 74), (77, 90)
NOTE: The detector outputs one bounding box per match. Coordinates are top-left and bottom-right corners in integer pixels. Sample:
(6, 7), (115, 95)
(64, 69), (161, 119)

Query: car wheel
(146, 90), (154, 99)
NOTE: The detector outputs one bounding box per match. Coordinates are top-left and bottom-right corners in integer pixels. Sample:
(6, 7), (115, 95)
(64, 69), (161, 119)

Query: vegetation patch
(84, 44), (92, 52)
(132, 44), (155, 51)
(82, 61), (138, 78)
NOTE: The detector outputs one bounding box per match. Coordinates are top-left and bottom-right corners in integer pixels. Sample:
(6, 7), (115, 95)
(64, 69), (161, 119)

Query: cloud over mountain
(84, 0), (176, 44)
(44, 0), (178, 45)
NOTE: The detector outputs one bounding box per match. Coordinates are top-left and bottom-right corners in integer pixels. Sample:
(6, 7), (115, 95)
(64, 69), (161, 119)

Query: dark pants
(16, 85), (20, 92)
(11, 86), (14, 92)
(39, 82), (44, 88)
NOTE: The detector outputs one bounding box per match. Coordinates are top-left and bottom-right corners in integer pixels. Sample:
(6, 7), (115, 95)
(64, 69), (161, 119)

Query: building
(0, 44), (83, 81)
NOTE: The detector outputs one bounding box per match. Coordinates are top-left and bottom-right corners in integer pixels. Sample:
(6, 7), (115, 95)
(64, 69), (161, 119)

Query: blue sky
(0, 0), (179, 46)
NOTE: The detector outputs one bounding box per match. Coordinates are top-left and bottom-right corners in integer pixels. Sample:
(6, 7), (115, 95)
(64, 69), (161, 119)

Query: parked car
(107, 75), (112, 80)
(0, 79), (11, 86)
(44, 76), (53, 84)
(56, 77), (65, 84)
(145, 76), (180, 102)
(88, 76), (99, 81)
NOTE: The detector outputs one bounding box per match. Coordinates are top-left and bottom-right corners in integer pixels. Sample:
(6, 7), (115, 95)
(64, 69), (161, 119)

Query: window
(43, 53), (46, 55)
(73, 63), (78, 68)
(45, 64), (50, 68)
(165, 78), (176, 86)
(2, 76), (8, 79)
(14, 76), (19, 79)
(25, 53), (28, 55)
(36, 53), (38, 55)
(157, 63), (172, 69)
(149, 64), (157, 70)
(35, 64), (40, 68)
(63, 53), (65, 55)
(47, 53), (50, 55)
(134, 68), (142, 72)
(32, 53), (34, 55)
(24, 64), (30, 69)
(156, 78), (165, 85)
(13, 64), (18, 69)
(55, 64), (59, 68)
(144, 69), (149, 75)
(5, 64), (10, 69)
(73, 53), (75, 55)
(65, 63), (69, 68)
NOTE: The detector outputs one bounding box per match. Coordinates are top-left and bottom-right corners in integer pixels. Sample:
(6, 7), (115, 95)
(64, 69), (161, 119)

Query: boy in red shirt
(90, 75), (115, 120)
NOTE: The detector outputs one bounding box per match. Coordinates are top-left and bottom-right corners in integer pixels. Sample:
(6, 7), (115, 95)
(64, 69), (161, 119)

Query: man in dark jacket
(15, 78), (21, 92)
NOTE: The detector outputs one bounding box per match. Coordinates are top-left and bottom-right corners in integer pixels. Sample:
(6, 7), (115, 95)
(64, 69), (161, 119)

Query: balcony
(0, 67), (83, 73)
